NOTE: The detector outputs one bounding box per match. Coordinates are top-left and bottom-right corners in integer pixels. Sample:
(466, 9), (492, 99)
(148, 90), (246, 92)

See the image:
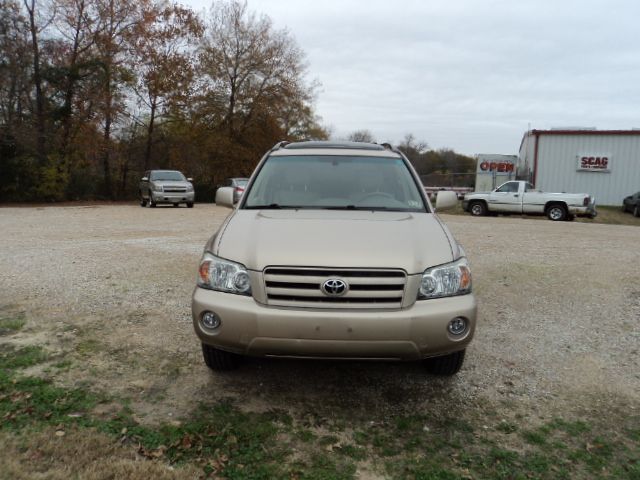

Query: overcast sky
(185, 0), (640, 155)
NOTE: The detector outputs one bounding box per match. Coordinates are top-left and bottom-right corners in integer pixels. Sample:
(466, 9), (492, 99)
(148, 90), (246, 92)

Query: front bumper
(151, 191), (194, 204)
(192, 288), (477, 360)
(569, 203), (597, 218)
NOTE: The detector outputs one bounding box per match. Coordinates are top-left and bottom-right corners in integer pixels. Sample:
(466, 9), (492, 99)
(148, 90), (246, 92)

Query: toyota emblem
(321, 278), (348, 297)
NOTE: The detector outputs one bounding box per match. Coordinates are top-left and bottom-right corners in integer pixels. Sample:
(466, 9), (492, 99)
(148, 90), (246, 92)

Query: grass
(1, 344), (639, 479)
(579, 205), (640, 226)
(0, 312), (26, 335)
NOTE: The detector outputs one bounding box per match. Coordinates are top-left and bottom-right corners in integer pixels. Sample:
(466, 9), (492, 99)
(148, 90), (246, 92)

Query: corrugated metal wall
(521, 133), (640, 205)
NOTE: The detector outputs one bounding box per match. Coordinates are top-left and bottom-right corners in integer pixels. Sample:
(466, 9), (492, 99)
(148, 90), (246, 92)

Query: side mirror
(215, 186), (235, 208)
(187, 177), (193, 182)
(434, 191), (458, 212)
(141, 177), (149, 182)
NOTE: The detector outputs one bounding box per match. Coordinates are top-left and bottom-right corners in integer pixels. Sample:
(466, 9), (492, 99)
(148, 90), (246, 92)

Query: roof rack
(270, 140), (290, 151)
(284, 141), (386, 151)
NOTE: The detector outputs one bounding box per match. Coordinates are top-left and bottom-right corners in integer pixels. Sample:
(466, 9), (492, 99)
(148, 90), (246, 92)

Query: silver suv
(193, 141), (476, 375)
(140, 170), (195, 208)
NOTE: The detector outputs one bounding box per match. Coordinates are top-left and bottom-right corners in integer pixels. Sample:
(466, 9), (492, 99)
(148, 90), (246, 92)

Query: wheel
(140, 193), (147, 207)
(148, 191), (156, 208)
(173, 203), (179, 208)
(469, 201), (487, 216)
(187, 202), (194, 208)
(546, 204), (567, 221)
(634, 205), (640, 217)
(202, 343), (241, 371)
(424, 349), (466, 376)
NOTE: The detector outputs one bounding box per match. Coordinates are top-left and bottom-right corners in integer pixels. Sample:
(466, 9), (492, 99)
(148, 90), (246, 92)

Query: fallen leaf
(181, 434), (193, 449)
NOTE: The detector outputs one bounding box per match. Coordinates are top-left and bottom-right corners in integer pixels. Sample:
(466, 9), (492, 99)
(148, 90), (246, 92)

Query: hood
(214, 210), (455, 274)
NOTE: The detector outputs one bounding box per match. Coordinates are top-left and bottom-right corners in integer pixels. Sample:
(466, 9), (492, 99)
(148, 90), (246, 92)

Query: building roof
(519, 129), (640, 152)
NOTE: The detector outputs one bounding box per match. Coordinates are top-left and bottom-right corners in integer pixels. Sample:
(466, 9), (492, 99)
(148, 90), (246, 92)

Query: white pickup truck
(462, 180), (597, 221)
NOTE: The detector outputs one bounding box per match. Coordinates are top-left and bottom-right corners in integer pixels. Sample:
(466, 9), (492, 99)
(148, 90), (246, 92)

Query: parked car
(219, 177), (249, 204)
(463, 180), (596, 221)
(195, 141), (476, 375)
(622, 191), (640, 217)
(139, 170), (195, 208)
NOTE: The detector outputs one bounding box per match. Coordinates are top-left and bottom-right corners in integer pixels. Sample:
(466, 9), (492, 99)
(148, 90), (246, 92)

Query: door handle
(514, 194), (519, 197)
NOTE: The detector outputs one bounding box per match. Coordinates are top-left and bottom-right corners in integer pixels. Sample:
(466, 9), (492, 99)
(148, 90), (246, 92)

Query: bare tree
(92, 0), (141, 198)
(131, 0), (203, 170)
(199, 1), (311, 141)
(23, 0), (52, 165)
(51, 0), (99, 164)
(347, 129), (375, 143)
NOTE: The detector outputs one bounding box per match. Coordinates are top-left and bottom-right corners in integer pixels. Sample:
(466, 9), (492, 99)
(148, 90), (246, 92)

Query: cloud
(187, 0), (640, 154)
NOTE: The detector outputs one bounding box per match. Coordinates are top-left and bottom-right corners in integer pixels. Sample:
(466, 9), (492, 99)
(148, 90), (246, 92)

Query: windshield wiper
(245, 204), (303, 210)
(322, 205), (389, 211)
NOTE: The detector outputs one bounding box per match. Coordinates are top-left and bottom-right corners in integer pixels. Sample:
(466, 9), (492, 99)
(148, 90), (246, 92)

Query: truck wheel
(634, 205), (640, 217)
(202, 343), (241, 371)
(148, 191), (156, 208)
(469, 201), (486, 216)
(424, 349), (465, 375)
(187, 202), (194, 208)
(140, 192), (147, 207)
(546, 204), (567, 221)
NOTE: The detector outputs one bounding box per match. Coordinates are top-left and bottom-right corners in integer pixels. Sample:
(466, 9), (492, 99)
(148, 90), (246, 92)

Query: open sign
(479, 161), (515, 173)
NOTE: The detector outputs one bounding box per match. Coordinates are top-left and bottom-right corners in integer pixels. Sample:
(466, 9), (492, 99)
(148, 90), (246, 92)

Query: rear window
(243, 155), (427, 212)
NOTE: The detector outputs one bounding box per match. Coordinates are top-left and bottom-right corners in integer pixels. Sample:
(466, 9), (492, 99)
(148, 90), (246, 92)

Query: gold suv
(192, 141), (476, 375)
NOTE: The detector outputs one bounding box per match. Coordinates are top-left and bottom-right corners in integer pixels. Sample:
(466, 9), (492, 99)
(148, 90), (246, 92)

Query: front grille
(263, 267), (407, 309)
(163, 186), (187, 193)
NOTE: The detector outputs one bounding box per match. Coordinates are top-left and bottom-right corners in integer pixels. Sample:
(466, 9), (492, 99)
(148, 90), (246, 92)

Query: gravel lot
(0, 204), (638, 424)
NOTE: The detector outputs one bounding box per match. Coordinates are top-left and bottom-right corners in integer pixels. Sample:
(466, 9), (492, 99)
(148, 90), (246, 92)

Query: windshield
(150, 171), (185, 181)
(243, 155), (427, 212)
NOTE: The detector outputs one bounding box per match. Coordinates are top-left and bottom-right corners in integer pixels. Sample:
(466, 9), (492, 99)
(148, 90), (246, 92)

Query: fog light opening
(448, 317), (468, 336)
(201, 311), (221, 330)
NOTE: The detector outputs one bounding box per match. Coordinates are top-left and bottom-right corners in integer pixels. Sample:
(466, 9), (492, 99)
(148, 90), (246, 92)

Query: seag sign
(577, 155), (611, 172)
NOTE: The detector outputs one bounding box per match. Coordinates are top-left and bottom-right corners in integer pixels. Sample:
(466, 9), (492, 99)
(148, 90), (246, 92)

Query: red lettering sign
(480, 162), (515, 172)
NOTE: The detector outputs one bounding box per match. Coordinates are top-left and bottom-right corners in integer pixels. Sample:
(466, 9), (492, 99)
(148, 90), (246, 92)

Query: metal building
(519, 129), (640, 205)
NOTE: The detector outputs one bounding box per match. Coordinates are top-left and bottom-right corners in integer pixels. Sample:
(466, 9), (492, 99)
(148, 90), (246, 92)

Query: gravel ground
(0, 204), (638, 423)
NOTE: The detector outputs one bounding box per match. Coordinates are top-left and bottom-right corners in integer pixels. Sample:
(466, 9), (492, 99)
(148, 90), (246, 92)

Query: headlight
(197, 253), (251, 296)
(418, 257), (471, 300)
(186, 184), (194, 192)
(152, 184), (163, 192)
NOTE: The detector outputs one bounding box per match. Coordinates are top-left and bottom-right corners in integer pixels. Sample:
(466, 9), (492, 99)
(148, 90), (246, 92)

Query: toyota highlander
(192, 141), (476, 375)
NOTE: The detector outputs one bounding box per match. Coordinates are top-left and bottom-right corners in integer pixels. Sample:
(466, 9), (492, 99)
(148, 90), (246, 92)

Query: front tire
(140, 193), (147, 207)
(148, 191), (156, 208)
(187, 202), (194, 208)
(634, 205), (640, 217)
(202, 344), (241, 371)
(424, 349), (466, 376)
(546, 204), (567, 221)
(469, 201), (487, 216)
